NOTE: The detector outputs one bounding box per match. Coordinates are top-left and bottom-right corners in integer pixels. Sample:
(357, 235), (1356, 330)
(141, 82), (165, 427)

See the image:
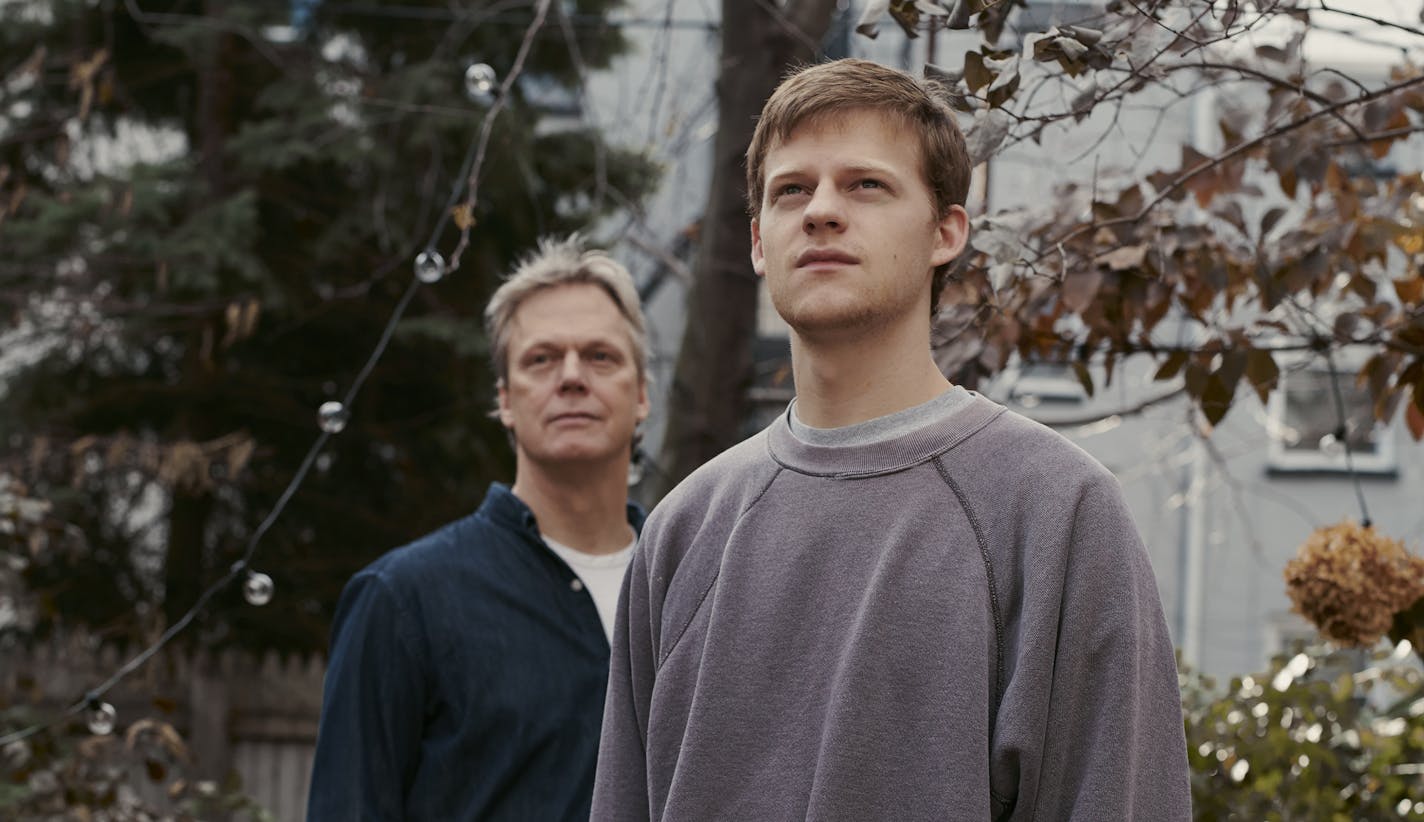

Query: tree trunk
(164, 488), (214, 631)
(651, 0), (838, 499)
(196, 0), (233, 197)
(163, 13), (233, 634)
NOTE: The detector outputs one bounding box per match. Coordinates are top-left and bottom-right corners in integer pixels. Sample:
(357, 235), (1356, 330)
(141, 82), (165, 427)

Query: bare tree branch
(1038, 72), (1424, 259)
(1040, 385), (1187, 427)
(1317, 1), (1424, 39)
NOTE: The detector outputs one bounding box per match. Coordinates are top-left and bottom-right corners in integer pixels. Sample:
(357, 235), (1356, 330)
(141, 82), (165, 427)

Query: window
(1267, 358), (1397, 475)
(1007, 361), (1087, 408)
(1264, 610), (1319, 658)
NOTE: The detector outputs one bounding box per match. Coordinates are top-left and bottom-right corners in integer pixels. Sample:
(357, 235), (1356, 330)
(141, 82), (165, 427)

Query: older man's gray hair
(484, 236), (649, 385)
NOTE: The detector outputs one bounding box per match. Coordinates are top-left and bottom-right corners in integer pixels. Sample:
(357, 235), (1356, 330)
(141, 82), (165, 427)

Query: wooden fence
(2, 635), (325, 821)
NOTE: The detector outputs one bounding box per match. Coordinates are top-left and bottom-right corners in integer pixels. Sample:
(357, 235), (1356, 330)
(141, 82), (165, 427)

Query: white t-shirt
(543, 535), (635, 644)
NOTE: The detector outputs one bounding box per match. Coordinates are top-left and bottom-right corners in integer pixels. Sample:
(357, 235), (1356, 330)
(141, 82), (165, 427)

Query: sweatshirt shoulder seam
(933, 458), (1006, 710)
(655, 465), (784, 671)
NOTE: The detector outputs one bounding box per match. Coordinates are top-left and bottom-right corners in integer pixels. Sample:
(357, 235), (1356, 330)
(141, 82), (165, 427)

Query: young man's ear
(930, 205), (970, 268)
(750, 218), (766, 278)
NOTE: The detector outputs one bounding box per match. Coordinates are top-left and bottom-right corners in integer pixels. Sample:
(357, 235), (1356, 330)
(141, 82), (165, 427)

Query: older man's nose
(558, 350), (588, 391)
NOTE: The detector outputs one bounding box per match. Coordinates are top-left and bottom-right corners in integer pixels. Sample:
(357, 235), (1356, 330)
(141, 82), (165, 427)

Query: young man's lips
(796, 250), (859, 267)
(550, 412), (599, 423)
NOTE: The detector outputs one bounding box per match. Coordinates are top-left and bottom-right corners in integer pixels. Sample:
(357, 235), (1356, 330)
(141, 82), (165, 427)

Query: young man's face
(750, 108), (967, 340)
(497, 283), (649, 470)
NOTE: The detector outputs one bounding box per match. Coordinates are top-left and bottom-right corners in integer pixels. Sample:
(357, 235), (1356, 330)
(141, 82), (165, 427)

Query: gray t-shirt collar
(788, 385), (974, 448)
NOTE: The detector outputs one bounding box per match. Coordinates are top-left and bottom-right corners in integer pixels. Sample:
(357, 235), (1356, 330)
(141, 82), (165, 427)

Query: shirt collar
(478, 481), (646, 537)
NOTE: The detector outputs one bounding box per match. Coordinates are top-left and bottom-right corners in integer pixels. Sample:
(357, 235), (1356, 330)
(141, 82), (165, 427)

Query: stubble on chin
(774, 289), (882, 341)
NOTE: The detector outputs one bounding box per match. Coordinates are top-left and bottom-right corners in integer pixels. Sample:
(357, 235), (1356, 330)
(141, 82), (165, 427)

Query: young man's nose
(802, 187), (845, 233)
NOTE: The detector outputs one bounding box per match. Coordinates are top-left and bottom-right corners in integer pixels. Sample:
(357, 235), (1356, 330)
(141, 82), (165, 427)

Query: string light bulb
(86, 699), (116, 735)
(414, 250), (446, 284)
(464, 62), (498, 106)
(243, 571), (275, 606)
(317, 401), (349, 434)
(1, 739), (28, 769)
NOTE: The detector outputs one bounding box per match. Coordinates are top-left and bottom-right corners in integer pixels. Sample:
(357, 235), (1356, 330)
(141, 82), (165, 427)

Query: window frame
(1005, 360), (1088, 408)
(1265, 350), (1398, 476)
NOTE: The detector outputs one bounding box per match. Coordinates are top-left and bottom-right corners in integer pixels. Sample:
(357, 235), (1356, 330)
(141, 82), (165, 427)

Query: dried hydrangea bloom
(1283, 521), (1424, 647)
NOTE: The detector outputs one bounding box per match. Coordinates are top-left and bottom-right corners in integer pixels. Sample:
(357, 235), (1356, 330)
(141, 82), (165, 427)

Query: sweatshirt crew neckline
(766, 390), (1006, 478)
(788, 385), (973, 447)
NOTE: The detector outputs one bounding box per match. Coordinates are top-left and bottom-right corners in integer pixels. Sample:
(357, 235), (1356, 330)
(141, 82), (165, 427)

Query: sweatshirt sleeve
(591, 540), (656, 821)
(306, 571), (428, 821)
(1019, 476), (1192, 820)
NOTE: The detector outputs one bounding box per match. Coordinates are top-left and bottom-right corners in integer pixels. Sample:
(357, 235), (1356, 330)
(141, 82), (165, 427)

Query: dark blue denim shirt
(306, 483), (645, 821)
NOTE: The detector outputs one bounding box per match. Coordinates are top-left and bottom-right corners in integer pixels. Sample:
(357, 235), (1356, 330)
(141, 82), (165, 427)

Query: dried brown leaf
(1094, 244), (1147, 271)
(1154, 351), (1189, 382)
(964, 51), (991, 93)
(1072, 361), (1094, 397)
(12, 45), (46, 82)
(1407, 399), (1424, 440)
(1395, 275), (1424, 305)
(1261, 206), (1287, 237)
(241, 299), (261, 338)
(887, 0), (922, 38)
(226, 437), (256, 478)
(1060, 269), (1103, 313)
(451, 203), (476, 231)
(1247, 349), (1281, 404)
(1200, 373), (1234, 426)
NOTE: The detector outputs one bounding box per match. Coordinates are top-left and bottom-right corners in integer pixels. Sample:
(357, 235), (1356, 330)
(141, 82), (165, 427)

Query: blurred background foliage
(1, 702), (272, 821)
(0, 0), (657, 656)
(1182, 643), (1424, 820)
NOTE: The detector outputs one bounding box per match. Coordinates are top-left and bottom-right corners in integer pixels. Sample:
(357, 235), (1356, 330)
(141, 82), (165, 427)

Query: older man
(309, 238), (651, 820)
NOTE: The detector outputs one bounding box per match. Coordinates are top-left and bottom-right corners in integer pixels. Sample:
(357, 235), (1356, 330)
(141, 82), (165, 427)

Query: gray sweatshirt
(593, 393), (1191, 821)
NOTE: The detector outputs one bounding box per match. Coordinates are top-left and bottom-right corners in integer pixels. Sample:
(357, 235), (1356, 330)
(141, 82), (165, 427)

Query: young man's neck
(510, 456), (634, 555)
(789, 312), (951, 429)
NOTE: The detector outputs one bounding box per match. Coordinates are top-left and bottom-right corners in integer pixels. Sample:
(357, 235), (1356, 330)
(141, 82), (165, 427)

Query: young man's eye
(857, 179), (884, 190)
(777, 183), (808, 197)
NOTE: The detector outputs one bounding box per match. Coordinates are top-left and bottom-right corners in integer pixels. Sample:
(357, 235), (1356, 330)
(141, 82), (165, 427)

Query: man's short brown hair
(745, 58), (971, 311)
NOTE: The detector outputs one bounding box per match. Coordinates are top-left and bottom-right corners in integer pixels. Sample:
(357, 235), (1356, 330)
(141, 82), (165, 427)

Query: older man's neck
(511, 456), (634, 555)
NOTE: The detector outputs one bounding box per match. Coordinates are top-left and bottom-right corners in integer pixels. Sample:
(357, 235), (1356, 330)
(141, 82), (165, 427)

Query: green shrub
(1183, 644), (1424, 821)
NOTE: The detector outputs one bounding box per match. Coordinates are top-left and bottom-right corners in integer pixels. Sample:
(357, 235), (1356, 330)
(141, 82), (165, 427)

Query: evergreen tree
(0, 0), (655, 655)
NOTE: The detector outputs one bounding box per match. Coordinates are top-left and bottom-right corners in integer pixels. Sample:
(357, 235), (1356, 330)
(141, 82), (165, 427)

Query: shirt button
(570, 579), (585, 592)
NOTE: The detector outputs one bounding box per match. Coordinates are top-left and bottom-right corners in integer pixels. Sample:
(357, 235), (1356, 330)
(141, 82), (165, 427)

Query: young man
(592, 59), (1191, 820)
(308, 238), (651, 820)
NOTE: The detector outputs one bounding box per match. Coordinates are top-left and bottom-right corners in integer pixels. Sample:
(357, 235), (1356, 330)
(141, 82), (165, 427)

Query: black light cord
(0, 1), (554, 750)
(1323, 350), (1373, 528)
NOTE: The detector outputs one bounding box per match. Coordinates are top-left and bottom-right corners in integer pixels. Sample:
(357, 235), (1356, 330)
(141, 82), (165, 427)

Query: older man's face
(497, 283), (648, 470)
